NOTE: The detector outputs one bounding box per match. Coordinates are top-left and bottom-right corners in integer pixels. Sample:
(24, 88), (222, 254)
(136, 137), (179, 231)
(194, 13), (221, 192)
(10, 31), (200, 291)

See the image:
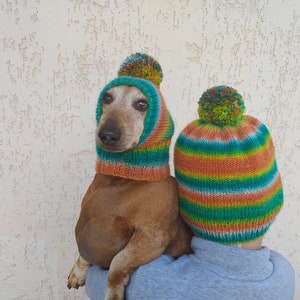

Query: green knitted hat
(174, 85), (283, 244)
(96, 53), (174, 181)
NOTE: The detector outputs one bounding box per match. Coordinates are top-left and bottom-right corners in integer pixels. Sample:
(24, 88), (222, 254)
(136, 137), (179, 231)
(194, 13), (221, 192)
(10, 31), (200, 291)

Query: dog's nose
(98, 119), (121, 146)
(99, 128), (121, 145)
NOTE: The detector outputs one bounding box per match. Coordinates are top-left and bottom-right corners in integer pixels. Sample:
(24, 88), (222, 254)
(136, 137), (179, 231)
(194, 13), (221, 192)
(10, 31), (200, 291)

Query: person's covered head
(174, 85), (283, 245)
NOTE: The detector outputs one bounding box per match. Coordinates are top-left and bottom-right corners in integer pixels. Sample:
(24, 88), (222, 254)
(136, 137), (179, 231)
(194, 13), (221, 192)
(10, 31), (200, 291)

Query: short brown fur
(68, 86), (192, 300)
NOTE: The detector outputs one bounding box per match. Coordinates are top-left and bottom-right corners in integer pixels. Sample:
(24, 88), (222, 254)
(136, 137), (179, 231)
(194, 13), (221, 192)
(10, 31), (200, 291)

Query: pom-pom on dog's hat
(95, 53), (174, 181)
(117, 53), (163, 87)
(174, 85), (283, 244)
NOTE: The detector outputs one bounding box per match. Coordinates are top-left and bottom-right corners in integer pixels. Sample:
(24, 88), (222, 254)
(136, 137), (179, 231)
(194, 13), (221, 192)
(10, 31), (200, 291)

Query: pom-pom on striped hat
(95, 53), (174, 181)
(174, 85), (283, 244)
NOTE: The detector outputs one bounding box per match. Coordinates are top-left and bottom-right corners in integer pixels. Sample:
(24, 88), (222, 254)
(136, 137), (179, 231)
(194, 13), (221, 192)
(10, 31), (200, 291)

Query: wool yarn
(95, 53), (174, 181)
(174, 85), (283, 244)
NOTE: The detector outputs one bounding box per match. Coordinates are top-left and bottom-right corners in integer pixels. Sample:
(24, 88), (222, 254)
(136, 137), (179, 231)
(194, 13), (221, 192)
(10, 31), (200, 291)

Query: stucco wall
(1, 0), (299, 299)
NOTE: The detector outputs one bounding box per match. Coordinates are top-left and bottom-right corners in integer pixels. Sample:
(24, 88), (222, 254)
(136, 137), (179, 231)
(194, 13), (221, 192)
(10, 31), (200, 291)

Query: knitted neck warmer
(95, 54), (174, 181)
(174, 86), (283, 244)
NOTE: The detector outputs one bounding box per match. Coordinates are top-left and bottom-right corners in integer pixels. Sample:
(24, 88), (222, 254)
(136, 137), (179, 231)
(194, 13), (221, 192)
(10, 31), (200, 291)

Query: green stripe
(96, 145), (170, 167)
(178, 187), (283, 223)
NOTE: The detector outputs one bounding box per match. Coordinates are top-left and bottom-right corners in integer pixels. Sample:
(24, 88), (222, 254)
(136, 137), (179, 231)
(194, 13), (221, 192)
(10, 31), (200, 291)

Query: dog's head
(96, 75), (174, 154)
(95, 53), (174, 181)
(96, 85), (148, 153)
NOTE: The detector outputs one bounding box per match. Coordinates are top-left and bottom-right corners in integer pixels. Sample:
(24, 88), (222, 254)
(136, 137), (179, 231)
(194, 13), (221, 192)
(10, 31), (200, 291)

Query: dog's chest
(87, 180), (144, 216)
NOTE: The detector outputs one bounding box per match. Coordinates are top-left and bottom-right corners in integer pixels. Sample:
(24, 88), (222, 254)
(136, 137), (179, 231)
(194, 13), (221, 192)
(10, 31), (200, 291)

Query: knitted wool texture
(96, 53), (174, 181)
(174, 85), (284, 244)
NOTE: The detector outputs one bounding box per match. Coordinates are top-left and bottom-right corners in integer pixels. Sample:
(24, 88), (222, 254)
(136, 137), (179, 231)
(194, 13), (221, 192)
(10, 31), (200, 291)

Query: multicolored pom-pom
(118, 53), (163, 87)
(198, 85), (245, 126)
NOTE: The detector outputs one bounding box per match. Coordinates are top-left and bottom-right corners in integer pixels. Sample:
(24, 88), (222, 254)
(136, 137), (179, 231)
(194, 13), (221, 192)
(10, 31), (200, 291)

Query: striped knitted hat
(174, 85), (283, 244)
(95, 53), (174, 181)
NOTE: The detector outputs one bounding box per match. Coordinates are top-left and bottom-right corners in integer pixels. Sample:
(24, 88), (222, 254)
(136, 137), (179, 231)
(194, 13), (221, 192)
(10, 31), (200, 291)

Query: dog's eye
(134, 99), (148, 112)
(102, 92), (113, 105)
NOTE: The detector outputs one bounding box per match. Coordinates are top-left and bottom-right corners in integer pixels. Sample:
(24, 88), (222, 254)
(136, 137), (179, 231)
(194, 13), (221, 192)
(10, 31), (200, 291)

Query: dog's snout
(99, 128), (121, 145)
(98, 118), (121, 146)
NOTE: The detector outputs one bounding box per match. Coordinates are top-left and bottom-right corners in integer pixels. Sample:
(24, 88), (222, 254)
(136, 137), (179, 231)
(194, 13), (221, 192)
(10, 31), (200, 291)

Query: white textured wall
(1, 0), (299, 299)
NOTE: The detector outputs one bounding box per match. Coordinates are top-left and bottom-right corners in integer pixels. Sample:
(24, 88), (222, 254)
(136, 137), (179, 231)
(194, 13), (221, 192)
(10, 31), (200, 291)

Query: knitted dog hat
(174, 85), (283, 244)
(95, 53), (174, 181)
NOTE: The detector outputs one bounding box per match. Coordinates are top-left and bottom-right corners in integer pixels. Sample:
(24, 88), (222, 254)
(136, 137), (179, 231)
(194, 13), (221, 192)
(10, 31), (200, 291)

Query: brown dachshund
(67, 85), (192, 300)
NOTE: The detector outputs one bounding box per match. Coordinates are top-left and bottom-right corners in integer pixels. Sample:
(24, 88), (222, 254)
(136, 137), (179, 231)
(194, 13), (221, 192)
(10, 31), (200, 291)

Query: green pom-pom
(118, 53), (163, 87)
(198, 86), (245, 126)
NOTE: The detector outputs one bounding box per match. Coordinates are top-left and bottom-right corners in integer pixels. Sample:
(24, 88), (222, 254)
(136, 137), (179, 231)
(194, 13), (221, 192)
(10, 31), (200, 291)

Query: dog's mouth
(96, 136), (138, 153)
(96, 141), (138, 153)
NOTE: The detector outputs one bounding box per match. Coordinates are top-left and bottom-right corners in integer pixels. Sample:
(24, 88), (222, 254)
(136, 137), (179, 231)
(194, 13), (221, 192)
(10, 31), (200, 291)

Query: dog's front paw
(67, 256), (90, 289)
(67, 265), (86, 289)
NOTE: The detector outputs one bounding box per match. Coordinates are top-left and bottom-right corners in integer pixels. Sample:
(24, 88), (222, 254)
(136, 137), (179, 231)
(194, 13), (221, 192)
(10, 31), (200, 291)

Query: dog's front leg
(104, 229), (170, 300)
(68, 255), (91, 289)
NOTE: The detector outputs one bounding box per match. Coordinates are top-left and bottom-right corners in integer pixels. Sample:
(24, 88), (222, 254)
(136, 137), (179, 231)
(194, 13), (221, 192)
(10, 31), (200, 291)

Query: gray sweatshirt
(85, 237), (295, 300)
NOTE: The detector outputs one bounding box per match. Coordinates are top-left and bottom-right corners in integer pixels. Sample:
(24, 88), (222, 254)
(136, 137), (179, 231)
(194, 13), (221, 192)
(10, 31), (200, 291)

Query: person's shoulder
(267, 248), (295, 299)
(135, 253), (191, 275)
(269, 248), (295, 275)
(126, 252), (207, 300)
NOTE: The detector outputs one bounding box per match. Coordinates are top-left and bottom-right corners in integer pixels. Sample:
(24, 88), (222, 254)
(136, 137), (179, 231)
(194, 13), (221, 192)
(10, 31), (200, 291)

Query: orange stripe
(95, 160), (170, 181)
(178, 174), (282, 207)
(175, 137), (275, 176)
(142, 91), (170, 146)
(138, 139), (170, 150)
